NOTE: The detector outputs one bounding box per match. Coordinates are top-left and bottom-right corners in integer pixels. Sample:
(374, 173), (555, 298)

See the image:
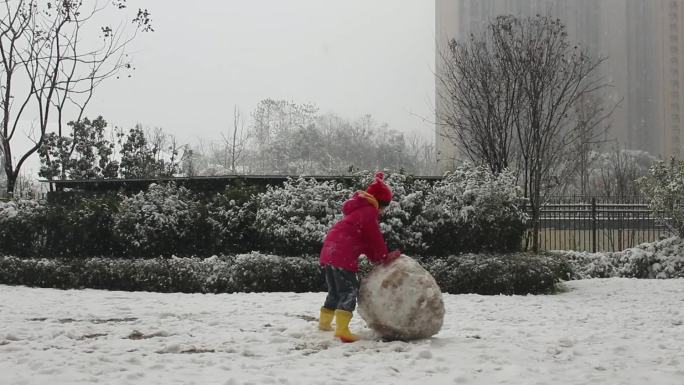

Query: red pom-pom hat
(365, 171), (392, 203)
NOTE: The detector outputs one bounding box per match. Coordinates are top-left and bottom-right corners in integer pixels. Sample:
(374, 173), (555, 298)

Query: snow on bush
(637, 159), (684, 237)
(254, 177), (350, 255)
(113, 184), (203, 257)
(45, 196), (120, 257)
(227, 252), (323, 293)
(411, 165), (527, 255)
(0, 167), (527, 258)
(559, 236), (684, 279)
(424, 252), (568, 295)
(206, 189), (256, 253)
(0, 253), (324, 293)
(0, 252), (569, 295)
(0, 199), (47, 257)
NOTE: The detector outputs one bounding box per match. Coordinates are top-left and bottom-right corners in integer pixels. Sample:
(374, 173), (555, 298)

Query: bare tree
(437, 25), (520, 175)
(221, 105), (249, 173)
(555, 93), (614, 195)
(0, 0), (152, 196)
(506, 16), (616, 250)
(406, 134), (437, 175)
(0, 144), (5, 197)
(248, 99), (318, 174)
(180, 145), (197, 177)
(13, 167), (37, 198)
(438, 15), (616, 251)
(596, 145), (654, 197)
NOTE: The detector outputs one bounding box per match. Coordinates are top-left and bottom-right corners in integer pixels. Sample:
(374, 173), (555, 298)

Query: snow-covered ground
(1, 279), (683, 385)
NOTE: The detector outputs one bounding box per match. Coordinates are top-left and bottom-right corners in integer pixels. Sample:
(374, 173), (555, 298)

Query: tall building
(435, 0), (684, 172)
(657, 0), (684, 159)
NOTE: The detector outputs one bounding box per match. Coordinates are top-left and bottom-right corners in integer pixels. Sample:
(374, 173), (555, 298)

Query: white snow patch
(0, 279), (682, 384)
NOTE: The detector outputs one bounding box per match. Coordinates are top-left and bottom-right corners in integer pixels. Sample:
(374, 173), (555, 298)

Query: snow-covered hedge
(0, 167), (527, 258)
(0, 197), (121, 258)
(0, 253), (325, 293)
(206, 188), (257, 253)
(112, 184), (205, 257)
(424, 253), (570, 295)
(0, 252), (569, 295)
(254, 178), (349, 255)
(0, 199), (46, 257)
(556, 236), (684, 279)
(637, 159), (684, 237)
(410, 166), (528, 255)
(46, 195), (120, 258)
(251, 169), (527, 256)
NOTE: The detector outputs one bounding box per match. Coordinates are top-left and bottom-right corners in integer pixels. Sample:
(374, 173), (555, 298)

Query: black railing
(526, 196), (672, 252)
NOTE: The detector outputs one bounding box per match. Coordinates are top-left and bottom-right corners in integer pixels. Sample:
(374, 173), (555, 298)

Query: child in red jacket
(318, 172), (400, 342)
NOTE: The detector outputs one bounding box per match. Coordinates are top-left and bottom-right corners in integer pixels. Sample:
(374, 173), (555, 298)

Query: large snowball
(358, 255), (445, 340)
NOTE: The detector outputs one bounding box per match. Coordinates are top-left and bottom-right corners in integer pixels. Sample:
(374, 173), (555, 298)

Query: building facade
(435, 0), (684, 172)
(657, 0), (684, 159)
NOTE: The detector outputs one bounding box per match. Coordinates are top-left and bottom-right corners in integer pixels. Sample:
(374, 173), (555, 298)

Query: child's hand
(383, 249), (401, 264)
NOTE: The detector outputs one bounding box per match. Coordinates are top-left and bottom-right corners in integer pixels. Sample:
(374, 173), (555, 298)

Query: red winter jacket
(319, 192), (389, 272)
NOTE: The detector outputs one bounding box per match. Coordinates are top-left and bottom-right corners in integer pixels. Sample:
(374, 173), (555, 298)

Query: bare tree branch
(436, 15), (617, 251)
(0, 0), (152, 195)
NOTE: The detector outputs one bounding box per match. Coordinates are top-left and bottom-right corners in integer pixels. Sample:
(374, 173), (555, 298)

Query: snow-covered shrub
(43, 195), (120, 257)
(637, 159), (684, 237)
(422, 252), (569, 295)
(254, 178), (351, 255)
(226, 252), (323, 293)
(557, 236), (684, 279)
(81, 256), (237, 292)
(556, 250), (618, 279)
(113, 183), (204, 257)
(0, 252), (569, 295)
(0, 257), (80, 289)
(0, 197), (120, 258)
(0, 199), (47, 257)
(411, 165), (527, 256)
(206, 188), (257, 254)
(632, 236), (684, 278)
(0, 253), (324, 293)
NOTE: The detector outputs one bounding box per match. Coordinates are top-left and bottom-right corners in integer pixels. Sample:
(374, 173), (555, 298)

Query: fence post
(591, 197), (597, 253)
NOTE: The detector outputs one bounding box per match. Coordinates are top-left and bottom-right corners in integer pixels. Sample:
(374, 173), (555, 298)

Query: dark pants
(322, 264), (359, 312)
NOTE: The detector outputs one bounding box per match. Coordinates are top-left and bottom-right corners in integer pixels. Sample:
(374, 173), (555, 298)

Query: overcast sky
(84, 0), (436, 148)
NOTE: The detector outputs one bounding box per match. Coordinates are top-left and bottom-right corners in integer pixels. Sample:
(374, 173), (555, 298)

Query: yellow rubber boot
(334, 310), (359, 343)
(319, 307), (335, 331)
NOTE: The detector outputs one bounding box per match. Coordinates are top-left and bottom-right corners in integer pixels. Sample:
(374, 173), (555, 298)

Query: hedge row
(0, 252), (568, 295)
(554, 236), (684, 279)
(0, 253), (323, 293)
(0, 167), (528, 259)
(423, 253), (572, 295)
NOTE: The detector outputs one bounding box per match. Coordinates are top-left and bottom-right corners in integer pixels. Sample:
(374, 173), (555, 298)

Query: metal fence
(525, 196), (672, 252)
